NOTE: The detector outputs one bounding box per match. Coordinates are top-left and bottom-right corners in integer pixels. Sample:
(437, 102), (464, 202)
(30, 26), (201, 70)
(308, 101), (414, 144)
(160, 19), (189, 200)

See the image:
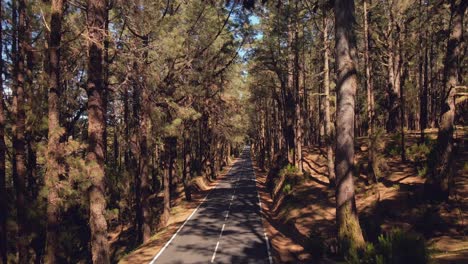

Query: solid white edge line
(264, 232), (273, 264)
(250, 157), (273, 264)
(149, 159), (238, 264)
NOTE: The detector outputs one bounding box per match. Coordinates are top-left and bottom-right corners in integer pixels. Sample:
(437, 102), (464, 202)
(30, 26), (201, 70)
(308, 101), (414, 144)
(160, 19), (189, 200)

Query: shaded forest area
(0, 0), (466, 263)
(0, 1), (251, 263)
(247, 0), (467, 263)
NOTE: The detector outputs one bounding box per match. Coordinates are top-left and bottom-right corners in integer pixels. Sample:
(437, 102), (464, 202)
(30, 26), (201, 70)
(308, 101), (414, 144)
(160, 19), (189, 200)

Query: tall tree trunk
(183, 134), (192, 201)
(425, 0), (466, 201)
(285, 12), (295, 164)
(419, 0), (428, 143)
(323, 12), (335, 187)
(259, 104), (266, 171)
(44, 1), (65, 262)
(399, 28), (407, 162)
(138, 35), (151, 243)
(364, 0), (377, 183)
(334, 0), (366, 252)
(86, 0), (110, 262)
(160, 138), (171, 227)
(13, 0), (29, 261)
(0, 1), (7, 262)
(294, 17), (303, 173)
(386, 9), (401, 133)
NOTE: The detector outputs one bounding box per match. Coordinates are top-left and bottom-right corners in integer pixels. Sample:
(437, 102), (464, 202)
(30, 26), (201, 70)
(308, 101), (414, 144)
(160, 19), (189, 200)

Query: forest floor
(255, 129), (468, 263)
(112, 159), (238, 263)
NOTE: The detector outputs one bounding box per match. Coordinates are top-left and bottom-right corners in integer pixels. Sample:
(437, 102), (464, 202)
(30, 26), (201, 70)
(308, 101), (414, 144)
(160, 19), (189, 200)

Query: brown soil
(254, 131), (468, 263)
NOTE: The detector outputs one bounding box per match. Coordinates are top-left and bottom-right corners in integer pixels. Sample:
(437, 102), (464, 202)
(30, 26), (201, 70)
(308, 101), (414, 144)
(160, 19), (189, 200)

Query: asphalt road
(150, 146), (272, 264)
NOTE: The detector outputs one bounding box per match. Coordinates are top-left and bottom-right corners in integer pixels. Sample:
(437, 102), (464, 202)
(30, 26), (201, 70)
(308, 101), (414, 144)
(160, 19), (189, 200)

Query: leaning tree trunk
(425, 0), (466, 201)
(45, 0), (65, 263)
(323, 12), (336, 187)
(86, 0), (110, 262)
(334, 0), (366, 252)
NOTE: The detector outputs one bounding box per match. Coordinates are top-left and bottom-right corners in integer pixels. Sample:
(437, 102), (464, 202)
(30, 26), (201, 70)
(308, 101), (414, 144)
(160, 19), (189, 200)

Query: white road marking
(264, 232), (273, 264)
(211, 160), (245, 263)
(149, 162), (236, 264)
(249, 158), (273, 264)
(211, 241), (221, 263)
(149, 194), (205, 264)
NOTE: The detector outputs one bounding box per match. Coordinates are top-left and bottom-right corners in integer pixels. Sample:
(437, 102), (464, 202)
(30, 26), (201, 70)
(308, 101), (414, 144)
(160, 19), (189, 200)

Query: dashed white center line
(211, 241), (220, 263)
(211, 162), (244, 263)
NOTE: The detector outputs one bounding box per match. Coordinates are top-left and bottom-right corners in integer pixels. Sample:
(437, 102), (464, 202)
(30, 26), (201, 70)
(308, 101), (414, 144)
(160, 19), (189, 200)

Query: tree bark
(86, 0), (110, 262)
(294, 17), (303, 173)
(0, 1), (7, 262)
(425, 0), (466, 201)
(138, 35), (151, 243)
(399, 28), (407, 162)
(334, 0), (366, 251)
(183, 134), (192, 201)
(285, 10), (296, 164)
(323, 12), (335, 187)
(363, 0), (376, 184)
(44, 1), (65, 262)
(386, 8), (401, 133)
(419, 0), (428, 142)
(161, 138), (172, 227)
(13, 0), (29, 261)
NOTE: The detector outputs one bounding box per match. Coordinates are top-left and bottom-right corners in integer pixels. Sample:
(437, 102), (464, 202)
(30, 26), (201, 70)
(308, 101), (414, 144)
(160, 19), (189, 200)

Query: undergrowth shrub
(384, 134), (402, 157)
(407, 143), (431, 163)
(367, 128), (388, 180)
(347, 229), (429, 264)
(306, 230), (326, 259)
(266, 151), (288, 192)
(280, 164), (299, 176)
(278, 164), (302, 195)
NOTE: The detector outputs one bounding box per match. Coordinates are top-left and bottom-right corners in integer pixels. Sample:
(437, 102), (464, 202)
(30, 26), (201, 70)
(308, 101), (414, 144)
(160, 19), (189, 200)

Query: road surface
(150, 146), (272, 264)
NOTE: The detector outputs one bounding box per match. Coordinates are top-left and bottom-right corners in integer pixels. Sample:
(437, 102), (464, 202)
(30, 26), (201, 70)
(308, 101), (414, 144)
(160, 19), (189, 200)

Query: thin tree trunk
(364, 0), (377, 183)
(399, 28), (407, 162)
(161, 139), (171, 227)
(86, 0), (110, 262)
(286, 12), (295, 164)
(419, 0), (428, 143)
(294, 18), (303, 173)
(44, 1), (65, 262)
(400, 85), (406, 162)
(183, 134), (192, 201)
(13, 0), (28, 261)
(323, 12), (335, 187)
(0, 1), (7, 262)
(386, 8), (400, 133)
(425, 0), (466, 201)
(138, 35), (151, 243)
(334, 0), (366, 251)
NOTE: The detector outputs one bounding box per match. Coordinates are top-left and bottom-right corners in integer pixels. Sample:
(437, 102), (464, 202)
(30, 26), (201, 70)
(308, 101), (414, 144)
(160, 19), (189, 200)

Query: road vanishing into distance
(150, 146), (272, 264)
